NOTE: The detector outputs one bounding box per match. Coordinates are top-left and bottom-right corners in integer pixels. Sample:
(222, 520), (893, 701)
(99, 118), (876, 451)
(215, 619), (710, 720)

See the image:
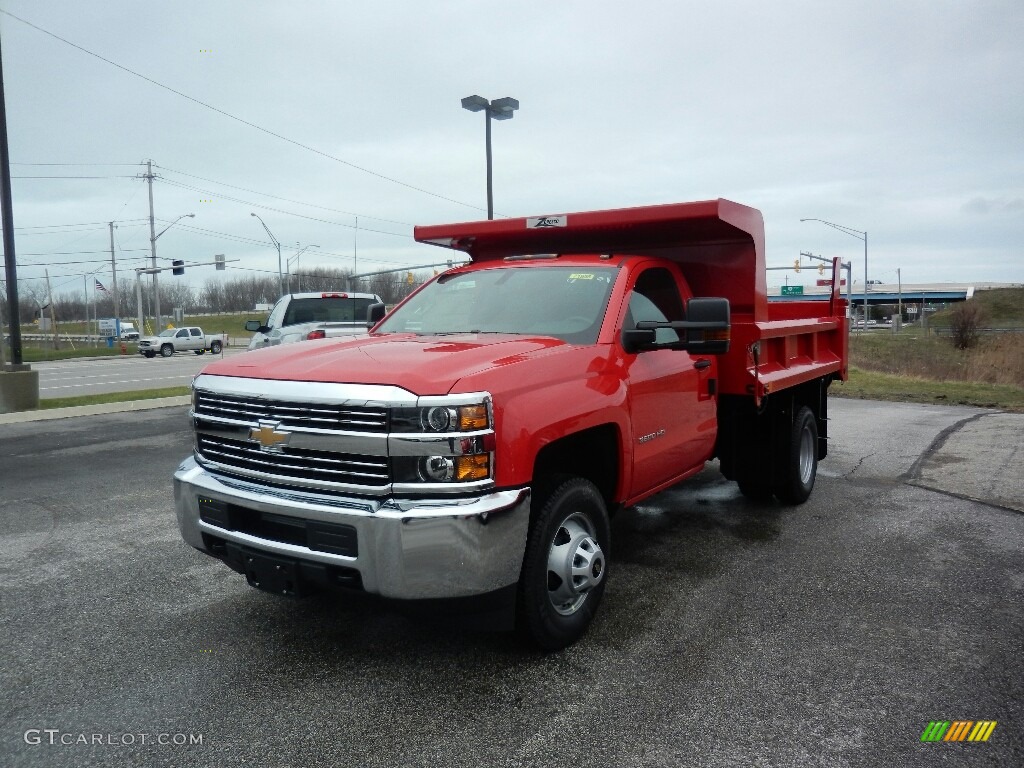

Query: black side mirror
(622, 328), (657, 354)
(684, 297), (730, 355)
(366, 302), (386, 328)
(244, 320), (269, 333)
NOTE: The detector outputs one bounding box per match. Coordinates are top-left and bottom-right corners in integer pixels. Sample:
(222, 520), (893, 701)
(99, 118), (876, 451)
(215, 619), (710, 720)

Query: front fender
(479, 349), (632, 493)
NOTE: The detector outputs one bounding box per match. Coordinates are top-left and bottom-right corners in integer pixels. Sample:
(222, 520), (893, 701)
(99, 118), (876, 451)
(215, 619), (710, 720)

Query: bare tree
(949, 301), (985, 350)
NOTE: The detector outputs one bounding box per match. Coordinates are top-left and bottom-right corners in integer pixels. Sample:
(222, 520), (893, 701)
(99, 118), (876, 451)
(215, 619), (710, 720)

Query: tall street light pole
(251, 212), (283, 296)
(800, 217), (868, 327)
(461, 95), (519, 219)
(150, 212), (195, 331)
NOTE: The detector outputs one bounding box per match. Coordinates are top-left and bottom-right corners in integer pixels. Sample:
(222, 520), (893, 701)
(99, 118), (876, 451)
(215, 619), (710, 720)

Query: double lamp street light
(461, 95), (519, 220)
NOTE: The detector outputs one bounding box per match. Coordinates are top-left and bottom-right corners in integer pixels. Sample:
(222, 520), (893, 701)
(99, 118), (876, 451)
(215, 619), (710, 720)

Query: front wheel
(517, 478), (610, 650)
(774, 406), (818, 504)
(209, 340), (223, 354)
(160, 344), (174, 358)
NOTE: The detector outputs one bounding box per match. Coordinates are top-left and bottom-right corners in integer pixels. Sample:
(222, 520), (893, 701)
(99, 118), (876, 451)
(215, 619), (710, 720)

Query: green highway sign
(781, 285), (804, 296)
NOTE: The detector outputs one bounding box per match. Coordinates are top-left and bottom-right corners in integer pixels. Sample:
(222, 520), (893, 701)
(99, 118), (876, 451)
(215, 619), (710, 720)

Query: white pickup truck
(244, 292), (383, 349)
(138, 327), (226, 358)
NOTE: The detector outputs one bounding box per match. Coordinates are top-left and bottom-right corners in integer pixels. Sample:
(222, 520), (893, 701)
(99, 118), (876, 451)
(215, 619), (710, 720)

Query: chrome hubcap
(798, 424), (814, 485)
(546, 512), (605, 616)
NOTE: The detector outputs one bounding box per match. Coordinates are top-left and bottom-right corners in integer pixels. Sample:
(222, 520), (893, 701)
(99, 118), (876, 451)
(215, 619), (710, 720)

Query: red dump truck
(174, 199), (848, 649)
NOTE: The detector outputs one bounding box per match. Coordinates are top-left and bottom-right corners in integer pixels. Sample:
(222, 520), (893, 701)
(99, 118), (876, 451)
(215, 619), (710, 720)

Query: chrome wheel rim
(798, 423), (814, 485)
(546, 511), (605, 616)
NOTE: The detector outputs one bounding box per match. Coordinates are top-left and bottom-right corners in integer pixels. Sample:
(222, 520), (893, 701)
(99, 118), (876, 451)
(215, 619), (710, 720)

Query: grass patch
(834, 366), (1024, 412)
(18, 345), (127, 363)
(849, 332), (1024, 388)
(929, 286), (1024, 328)
(40, 387), (190, 410)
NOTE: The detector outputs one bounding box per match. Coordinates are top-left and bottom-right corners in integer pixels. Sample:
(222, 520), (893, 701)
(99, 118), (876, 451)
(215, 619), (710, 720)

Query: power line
(1, 9), (487, 214)
(17, 257), (151, 267)
(12, 175), (138, 179)
(155, 164), (414, 227)
(9, 249), (149, 257)
(15, 218), (149, 230)
(156, 178), (414, 238)
(11, 162), (143, 167)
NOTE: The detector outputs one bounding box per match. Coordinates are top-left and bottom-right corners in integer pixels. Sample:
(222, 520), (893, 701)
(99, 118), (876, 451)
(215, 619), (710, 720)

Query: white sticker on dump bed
(527, 215), (567, 228)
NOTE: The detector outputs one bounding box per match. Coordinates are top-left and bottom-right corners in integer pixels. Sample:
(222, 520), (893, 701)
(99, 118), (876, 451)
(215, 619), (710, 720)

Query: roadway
(1, 399), (1021, 767)
(30, 349), (247, 398)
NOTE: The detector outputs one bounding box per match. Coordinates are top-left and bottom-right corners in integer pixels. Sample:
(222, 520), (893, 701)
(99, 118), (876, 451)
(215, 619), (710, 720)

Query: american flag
(95, 279), (109, 293)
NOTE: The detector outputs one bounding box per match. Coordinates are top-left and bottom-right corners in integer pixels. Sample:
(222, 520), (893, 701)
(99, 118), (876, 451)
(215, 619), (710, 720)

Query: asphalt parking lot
(1, 398), (1021, 767)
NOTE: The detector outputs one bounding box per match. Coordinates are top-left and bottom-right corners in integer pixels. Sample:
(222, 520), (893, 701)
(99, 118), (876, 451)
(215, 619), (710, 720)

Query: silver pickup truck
(244, 292), (383, 349)
(138, 326), (225, 358)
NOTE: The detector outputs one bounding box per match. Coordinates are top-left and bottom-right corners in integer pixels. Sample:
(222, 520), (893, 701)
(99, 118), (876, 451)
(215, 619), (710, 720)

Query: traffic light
(818, 263), (825, 275)
(215, 254), (225, 271)
(172, 259), (185, 276)
(794, 259), (800, 273)
(406, 272), (414, 284)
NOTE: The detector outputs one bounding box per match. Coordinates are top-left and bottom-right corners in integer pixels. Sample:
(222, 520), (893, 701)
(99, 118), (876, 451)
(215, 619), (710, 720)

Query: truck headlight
(392, 402), (491, 433)
(403, 453), (491, 484)
(390, 395), (494, 488)
(420, 456), (455, 482)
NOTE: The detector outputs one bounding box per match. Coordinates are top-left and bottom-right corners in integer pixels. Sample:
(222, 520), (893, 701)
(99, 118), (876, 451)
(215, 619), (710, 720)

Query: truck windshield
(283, 296), (377, 326)
(376, 265), (617, 344)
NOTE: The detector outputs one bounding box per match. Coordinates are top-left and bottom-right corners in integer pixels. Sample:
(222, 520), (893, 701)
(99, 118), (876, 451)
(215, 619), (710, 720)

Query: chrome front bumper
(173, 456), (531, 600)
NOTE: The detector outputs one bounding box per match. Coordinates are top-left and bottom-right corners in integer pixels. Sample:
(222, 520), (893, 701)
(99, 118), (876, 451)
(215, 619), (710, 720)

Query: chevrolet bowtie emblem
(248, 420), (290, 452)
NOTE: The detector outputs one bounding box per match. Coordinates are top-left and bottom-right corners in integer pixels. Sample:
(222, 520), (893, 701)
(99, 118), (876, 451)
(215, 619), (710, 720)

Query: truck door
(622, 267), (717, 497)
(189, 327), (203, 350)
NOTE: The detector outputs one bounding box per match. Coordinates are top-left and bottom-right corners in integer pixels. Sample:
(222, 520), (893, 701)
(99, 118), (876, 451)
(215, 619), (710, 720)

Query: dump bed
(415, 198), (848, 402)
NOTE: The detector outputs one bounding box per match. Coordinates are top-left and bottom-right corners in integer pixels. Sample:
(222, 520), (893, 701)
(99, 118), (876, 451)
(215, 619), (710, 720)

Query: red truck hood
(200, 333), (572, 395)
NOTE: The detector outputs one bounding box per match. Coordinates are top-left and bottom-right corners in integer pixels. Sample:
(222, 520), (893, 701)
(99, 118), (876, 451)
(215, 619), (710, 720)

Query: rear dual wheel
(774, 406), (818, 504)
(736, 405), (818, 505)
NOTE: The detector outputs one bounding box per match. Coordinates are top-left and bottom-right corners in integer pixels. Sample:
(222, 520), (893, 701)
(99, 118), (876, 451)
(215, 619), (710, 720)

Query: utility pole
(109, 221), (120, 318)
(0, 27), (25, 367)
(45, 268), (58, 349)
(144, 159), (161, 331)
(896, 268), (902, 332)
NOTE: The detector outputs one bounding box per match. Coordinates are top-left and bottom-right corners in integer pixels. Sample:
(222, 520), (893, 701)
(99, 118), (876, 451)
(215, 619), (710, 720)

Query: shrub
(949, 302), (985, 350)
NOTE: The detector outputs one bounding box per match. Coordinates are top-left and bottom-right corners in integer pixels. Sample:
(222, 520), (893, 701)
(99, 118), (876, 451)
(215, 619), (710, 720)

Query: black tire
(209, 340), (223, 354)
(774, 406), (818, 505)
(160, 344), (174, 358)
(144, 351), (155, 358)
(737, 480), (774, 502)
(517, 478), (610, 651)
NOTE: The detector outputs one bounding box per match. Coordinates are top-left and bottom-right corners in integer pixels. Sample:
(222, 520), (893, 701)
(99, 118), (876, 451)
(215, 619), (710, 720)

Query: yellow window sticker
(569, 273), (595, 280)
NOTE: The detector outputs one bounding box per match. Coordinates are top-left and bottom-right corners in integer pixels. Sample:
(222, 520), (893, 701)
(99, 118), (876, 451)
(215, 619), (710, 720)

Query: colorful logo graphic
(921, 721), (997, 742)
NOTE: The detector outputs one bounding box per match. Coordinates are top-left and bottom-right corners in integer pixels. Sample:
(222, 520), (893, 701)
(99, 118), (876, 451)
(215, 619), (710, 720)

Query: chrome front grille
(195, 391), (388, 432)
(197, 435), (390, 487)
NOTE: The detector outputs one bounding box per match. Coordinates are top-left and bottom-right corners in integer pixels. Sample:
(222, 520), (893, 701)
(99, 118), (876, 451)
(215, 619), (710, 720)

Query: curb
(0, 396), (191, 424)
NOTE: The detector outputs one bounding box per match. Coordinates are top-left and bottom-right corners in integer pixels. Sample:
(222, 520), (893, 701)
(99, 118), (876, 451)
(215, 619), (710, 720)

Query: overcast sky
(1, 0), (1021, 303)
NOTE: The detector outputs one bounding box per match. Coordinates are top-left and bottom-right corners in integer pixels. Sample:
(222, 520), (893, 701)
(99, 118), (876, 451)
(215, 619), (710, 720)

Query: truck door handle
(694, 359), (711, 370)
